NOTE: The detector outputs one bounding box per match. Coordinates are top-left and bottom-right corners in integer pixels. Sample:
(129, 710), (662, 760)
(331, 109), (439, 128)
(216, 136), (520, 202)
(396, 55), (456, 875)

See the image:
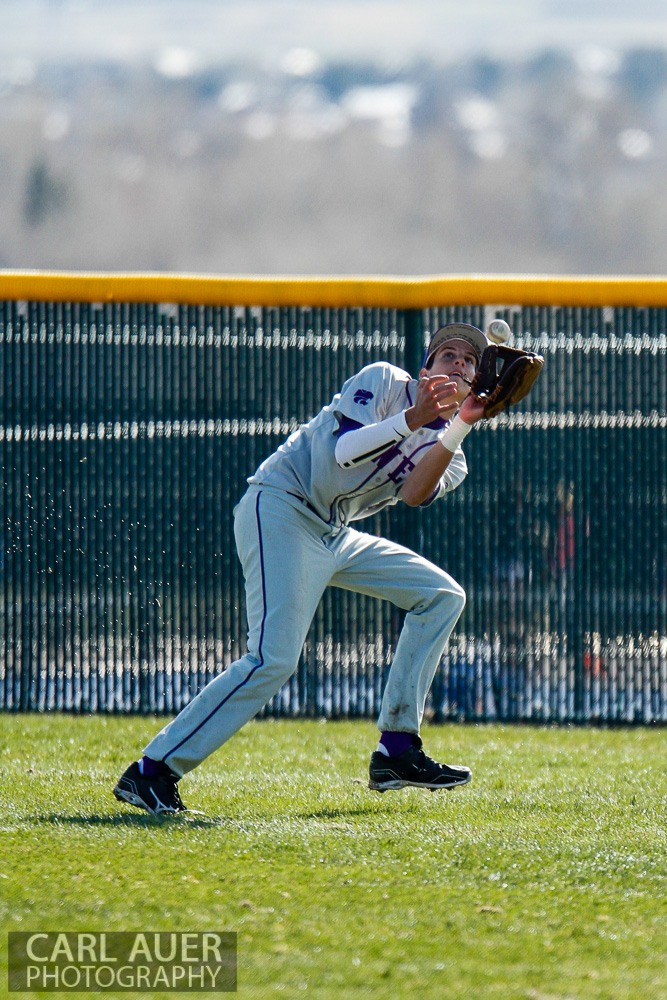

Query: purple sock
(380, 732), (415, 757)
(139, 756), (163, 776)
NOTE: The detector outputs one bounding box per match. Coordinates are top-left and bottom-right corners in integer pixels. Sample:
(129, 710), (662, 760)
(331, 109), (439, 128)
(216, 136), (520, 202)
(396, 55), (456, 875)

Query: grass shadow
(293, 804), (389, 821)
(28, 812), (223, 829)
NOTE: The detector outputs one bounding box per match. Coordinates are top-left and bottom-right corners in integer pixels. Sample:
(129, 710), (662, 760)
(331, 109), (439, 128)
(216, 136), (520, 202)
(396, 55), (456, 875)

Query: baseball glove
(469, 345), (544, 418)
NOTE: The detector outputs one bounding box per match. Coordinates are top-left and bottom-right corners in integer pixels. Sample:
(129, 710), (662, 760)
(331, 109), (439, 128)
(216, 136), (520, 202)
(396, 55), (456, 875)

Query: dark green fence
(1, 296), (666, 721)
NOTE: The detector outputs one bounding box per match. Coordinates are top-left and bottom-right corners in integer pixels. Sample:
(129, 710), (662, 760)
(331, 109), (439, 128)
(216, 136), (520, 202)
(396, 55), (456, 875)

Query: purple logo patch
(354, 389), (374, 405)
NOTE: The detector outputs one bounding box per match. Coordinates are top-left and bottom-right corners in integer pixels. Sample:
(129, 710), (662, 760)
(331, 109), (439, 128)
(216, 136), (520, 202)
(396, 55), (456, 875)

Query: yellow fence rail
(1, 271), (667, 308)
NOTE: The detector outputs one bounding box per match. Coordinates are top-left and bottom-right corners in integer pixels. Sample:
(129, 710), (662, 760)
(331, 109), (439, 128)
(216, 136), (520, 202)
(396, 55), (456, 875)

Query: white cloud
(153, 47), (204, 80)
(280, 48), (321, 77)
(43, 109), (71, 142)
(575, 45), (620, 78)
(617, 128), (652, 159)
(469, 129), (507, 160)
(454, 94), (498, 132)
(343, 83), (418, 123)
(218, 82), (258, 114)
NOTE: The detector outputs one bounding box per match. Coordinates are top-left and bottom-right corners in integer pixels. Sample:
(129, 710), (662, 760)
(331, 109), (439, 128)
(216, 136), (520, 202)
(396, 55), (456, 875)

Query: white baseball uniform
(144, 362), (468, 776)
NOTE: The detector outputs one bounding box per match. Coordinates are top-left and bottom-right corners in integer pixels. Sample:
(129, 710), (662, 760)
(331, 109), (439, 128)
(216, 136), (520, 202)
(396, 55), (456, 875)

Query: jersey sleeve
(332, 362), (410, 430)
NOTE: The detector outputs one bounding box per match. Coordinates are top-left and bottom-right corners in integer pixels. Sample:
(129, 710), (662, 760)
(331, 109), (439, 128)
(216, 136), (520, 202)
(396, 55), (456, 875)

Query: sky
(1, 0), (667, 68)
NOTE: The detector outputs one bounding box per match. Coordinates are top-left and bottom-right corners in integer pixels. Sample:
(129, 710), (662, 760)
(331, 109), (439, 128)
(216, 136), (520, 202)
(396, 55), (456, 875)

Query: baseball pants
(144, 485), (466, 776)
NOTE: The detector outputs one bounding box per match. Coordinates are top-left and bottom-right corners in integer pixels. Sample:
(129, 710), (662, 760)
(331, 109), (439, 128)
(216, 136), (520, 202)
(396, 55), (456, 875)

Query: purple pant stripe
(163, 491), (267, 762)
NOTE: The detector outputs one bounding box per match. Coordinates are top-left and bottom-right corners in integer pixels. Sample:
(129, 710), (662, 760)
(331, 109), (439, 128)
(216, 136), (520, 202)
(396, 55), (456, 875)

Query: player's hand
(459, 393), (487, 425)
(405, 375), (459, 431)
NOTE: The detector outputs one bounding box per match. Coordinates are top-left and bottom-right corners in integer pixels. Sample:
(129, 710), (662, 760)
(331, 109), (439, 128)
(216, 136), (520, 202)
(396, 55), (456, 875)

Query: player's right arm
(399, 393), (486, 506)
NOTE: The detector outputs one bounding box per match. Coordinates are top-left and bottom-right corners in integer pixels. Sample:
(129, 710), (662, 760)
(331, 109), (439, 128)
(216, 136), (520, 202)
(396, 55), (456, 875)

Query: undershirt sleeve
(334, 410), (412, 468)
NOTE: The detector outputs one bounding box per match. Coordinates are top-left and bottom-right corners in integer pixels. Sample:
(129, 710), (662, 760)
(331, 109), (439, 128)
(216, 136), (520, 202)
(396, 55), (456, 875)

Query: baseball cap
(422, 323), (488, 368)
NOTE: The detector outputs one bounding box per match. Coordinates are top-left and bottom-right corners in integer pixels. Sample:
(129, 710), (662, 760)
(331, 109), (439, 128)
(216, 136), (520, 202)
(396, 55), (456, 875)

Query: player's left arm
(399, 395), (486, 507)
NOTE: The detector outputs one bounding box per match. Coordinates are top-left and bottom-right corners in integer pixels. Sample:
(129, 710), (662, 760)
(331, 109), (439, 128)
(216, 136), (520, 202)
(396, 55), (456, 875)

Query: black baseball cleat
(368, 736), (472, 792)
(113, 760), (186, 814)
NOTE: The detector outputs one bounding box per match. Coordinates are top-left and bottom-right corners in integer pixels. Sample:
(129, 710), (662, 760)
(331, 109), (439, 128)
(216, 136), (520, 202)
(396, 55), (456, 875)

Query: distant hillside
(1, 40), (667, 274)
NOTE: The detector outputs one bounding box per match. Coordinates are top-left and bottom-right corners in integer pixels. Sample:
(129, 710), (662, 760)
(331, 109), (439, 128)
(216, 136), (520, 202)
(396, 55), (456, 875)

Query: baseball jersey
(248, 361), (468, 528)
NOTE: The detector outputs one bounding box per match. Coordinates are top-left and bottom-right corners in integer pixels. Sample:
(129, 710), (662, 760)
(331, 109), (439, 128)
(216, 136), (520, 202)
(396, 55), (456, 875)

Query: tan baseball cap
(423, 323), (488, 367)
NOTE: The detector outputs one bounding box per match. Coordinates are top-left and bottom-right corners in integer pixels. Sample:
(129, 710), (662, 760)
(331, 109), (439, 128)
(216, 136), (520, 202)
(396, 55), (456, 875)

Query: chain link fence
(1, 290), (665, 721)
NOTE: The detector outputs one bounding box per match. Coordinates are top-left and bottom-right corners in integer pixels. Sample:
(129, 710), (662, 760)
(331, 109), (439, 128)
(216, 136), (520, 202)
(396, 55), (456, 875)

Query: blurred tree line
(1, 47), (666, 274)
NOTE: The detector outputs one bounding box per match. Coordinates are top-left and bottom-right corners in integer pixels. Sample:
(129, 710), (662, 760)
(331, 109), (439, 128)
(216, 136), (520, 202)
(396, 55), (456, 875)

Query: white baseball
(487, 319), (511, 344)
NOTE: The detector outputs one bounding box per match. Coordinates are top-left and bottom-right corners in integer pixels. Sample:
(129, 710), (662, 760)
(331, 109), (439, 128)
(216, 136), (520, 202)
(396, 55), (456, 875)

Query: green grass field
(1, 715), (667, 999)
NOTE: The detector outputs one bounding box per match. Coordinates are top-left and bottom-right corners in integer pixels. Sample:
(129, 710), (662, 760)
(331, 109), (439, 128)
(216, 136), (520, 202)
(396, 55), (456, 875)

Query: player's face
(421, 339), (478, 404)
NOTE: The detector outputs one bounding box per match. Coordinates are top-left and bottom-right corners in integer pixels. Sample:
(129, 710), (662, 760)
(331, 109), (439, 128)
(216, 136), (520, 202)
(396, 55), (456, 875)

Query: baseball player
(114, 323), (491, 813)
